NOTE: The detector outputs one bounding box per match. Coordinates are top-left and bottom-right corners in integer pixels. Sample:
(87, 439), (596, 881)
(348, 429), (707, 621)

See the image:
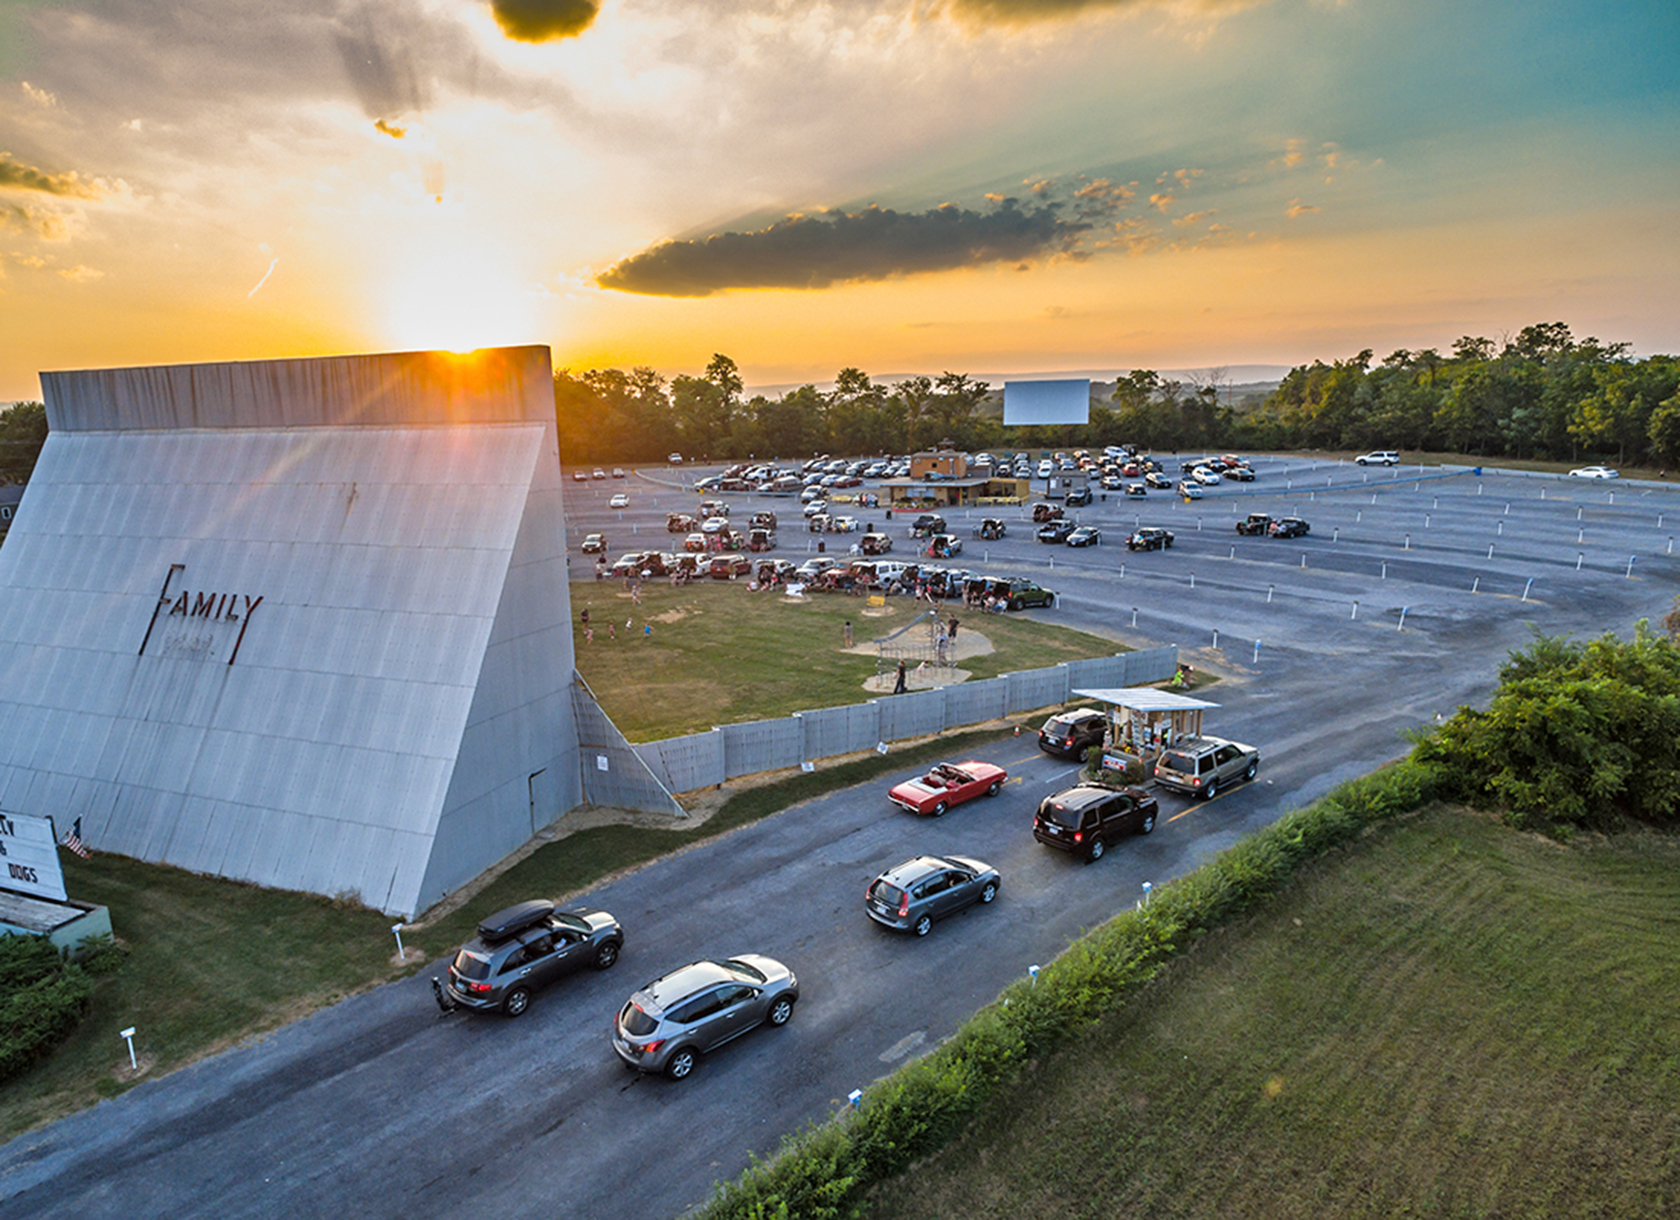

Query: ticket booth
(1070, 687), (1221, 767)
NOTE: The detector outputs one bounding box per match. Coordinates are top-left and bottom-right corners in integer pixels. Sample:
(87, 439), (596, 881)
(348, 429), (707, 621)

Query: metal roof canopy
(1071, 686), (1221, 759)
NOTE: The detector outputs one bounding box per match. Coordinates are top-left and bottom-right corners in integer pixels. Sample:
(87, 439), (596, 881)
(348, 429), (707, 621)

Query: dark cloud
(490, 0), (600, 43)
(597, 199), (1100, 297)
(0, 152), (97, 198)
(335, 5), (431, 122)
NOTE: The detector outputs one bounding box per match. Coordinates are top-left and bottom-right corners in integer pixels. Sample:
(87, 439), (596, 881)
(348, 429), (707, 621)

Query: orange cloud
(0, 152), (100, 198)
(1285, 199), (1320, 218)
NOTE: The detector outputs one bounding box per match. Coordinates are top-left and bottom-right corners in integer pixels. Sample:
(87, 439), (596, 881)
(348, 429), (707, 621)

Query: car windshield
(1159, 751), (1197, 774)
(620, 1002), (659, 1037)
(452, 950), (491, 981)
(869, 880), (905, 907)
(721, 958), (767, 982)
(553, 912), (589, 933)
(1041, 802), (1085, 829)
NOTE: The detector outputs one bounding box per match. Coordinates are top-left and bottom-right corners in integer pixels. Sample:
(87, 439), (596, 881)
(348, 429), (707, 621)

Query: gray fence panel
(941, 676), (1009, 728)
(722, 718), (805, 777)
(640, 729), (726, 794)
(1124, 646), (1178, 685)
(1005, 667), (1069, 714)
(798, 703), (882, 760)
(1066, 654), (1130, 689)
(876, 689), (947, 743)
(572, 683), (684, 816)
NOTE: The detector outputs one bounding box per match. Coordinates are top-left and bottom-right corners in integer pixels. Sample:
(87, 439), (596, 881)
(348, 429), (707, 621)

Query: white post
(1131, 607), (1139, 627)
(1405, 534), (1411, 550)
(1300, 554), (1306, 568)
(1189, 572), (1195, 588)
(120, 1026), (138, 1071)
(1229, 546), (1235, 559)
(1212, 629), (1219, 649)
(1029, 964), (1041, 985)
(1253, 639), (1261, 665)
(1332, 527), (1338, 542)
(1497, 520), (1503, 535)
(1381, 561), (1387, 579)
(1472, 576), (1480, 593)
(1351, 600), (1358, 620)
(849, 1089), (864, 1108)
(1521, 577), (1533, 601)
(391, 923), (406, 957)
(1425, 513), (1431, 528)
(1267, 584), (1274, 603)
(1577, 552), (1584, 570)
(1578, 528), (1585, 543)
(1627, 555), (1636, 578)
(1141, 881), (1152, 907)
(1397, 606), (1409, 631)
(1488, 544), (1495, 559)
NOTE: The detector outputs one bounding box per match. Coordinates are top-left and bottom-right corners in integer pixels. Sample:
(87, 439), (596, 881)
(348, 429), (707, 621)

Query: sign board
(0, 811), (68, 902)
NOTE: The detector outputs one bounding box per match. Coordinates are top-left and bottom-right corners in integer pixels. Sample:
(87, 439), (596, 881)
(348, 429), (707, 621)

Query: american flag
(60, 818), (92, 859)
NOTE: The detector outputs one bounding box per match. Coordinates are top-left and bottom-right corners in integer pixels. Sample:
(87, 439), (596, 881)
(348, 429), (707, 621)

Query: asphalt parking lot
(3, 459), (1676, 1220)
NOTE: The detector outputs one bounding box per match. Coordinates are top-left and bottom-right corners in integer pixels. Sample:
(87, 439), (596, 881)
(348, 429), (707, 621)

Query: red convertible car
(888, 760), (1009, 817)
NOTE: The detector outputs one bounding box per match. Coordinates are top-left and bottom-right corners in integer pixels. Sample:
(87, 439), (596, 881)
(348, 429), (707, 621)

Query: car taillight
(1073, 831), (1083, 843)
(1064, 737), (1075, 747)
(470, 981), (491, 993)
(898, 894), (910, 917)
(1190, 776), (1201, 786)
(641, 1039), (664, 1056)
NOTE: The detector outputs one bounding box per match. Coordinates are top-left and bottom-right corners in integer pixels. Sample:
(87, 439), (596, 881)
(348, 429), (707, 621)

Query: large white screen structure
(1003, 379), (1091, 426)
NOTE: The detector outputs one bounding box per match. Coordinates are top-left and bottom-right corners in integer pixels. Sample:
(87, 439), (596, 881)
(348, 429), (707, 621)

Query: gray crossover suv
(1153, 735), (1260, 799)
(865, 855), (1000, 937)
(439, 899), (623, 1018)
(613, 955), (798, 1080)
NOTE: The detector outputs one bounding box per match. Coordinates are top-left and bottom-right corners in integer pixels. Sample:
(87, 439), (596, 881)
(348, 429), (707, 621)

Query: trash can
(818, 540), (826, 553)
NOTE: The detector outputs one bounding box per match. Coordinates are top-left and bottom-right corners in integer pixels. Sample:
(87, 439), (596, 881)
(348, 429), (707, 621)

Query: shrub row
(0, 935), (94, 1085)
(696, 758), (1438, 1220)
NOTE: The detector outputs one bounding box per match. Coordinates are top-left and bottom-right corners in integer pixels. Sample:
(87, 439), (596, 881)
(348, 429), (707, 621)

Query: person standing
(894, 659), (907, 694)
(844, 620), (853, 648)
(948, 614), (959, 642)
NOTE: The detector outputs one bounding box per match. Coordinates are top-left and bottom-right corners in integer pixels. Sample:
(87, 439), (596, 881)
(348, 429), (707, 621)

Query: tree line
(556, 323), (1679, 469)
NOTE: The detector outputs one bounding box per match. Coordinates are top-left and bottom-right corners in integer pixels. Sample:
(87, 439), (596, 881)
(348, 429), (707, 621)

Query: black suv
(437, 899), (624, 1017)
(1033, 784), (1159, 861)
(1064, 486), (1093, 507)
(1038, 708), (1108, 759)
(1036, 520), (1076, 544)
(1126, 527), (1174, 551)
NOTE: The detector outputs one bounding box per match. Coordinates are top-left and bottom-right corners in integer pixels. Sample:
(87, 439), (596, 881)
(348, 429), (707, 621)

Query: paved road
(2, 462), (1675, 1220)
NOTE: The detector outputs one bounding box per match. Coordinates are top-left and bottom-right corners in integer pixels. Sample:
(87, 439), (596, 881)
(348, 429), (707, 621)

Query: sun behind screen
(382, 246), (540, 353)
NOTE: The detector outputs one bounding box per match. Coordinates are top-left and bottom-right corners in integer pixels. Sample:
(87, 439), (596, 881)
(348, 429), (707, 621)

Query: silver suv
(438, 899), (623, 1018)
(612, 956), (798, 1080)
(1153, 736), (1260, 799)
(1355, 450), (1400, 466)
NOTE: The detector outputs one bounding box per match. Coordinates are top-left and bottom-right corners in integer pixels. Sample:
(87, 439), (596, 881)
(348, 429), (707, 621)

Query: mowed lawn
(868, 805), (1680, 1220)
(569, 577), (1128, 741)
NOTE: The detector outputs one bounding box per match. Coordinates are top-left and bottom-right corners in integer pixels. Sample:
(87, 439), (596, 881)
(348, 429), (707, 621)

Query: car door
(1212, 744), (1243, 785)
(938, 868), (977, 915)
(913, 872), (951, 920)
(1094, 795), (1127, 841)
(694, 982), (762, 1050)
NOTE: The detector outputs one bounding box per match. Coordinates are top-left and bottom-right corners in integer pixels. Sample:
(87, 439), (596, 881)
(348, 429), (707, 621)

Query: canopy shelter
(1071, 687), (1221, 762)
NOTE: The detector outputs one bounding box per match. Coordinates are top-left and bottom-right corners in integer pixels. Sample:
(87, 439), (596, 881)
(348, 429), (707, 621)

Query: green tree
(0, 401), (47, 484)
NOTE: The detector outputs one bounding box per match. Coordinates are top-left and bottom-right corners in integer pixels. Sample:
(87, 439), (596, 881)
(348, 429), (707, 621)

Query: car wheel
(502, 987), (531, 1018)
(931, 800), (948, 818)
(1245, 760), (1258, 781)
(1009, 597), (1022, 612)
(1164, 539), (1173, 548)
(594, 940), (621, 970)
(1202, 778), (1219, 800)
(768, 997), (795, 1027)
(987, 780), (1002, 797)
(980, 881), (997, 904)
(1139, 811), (1156, 835)
(665, 1048), (697, 1080)
(1086, 837), (1105, 863)
(913, 914), (933, 937)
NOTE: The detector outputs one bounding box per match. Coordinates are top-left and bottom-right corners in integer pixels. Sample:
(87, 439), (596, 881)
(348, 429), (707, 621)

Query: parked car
(830, 516), (860, 533)
(592, 468), (607, 480)
(925, 533), (963, 558)
(609, 493), (630, 509)
(974, 518), (1007, 540)
(865, 855), (1000, 938)
(700, 515), (731, 534)
(683, 532), (708, 552)
(909, 513), (946, 537)
(1192, 466), (1222, 486)
(697, 499), (731, 518)
(1030, 502), (1064, 523)
(1569, 465), (1620, 479)
(1226, 465), (1256, 481)
(1176, 480), (1203, 500)
(749, 511), (778, 531)
(1124, 482), (1147, 498)
(612, 955), (798, 1080)
(747, 528), (776, 552)
(571, 471), (588, 483)
(1126, 527), (1175, 551)
(581, 533), (608, 553)
(1145, 471), (1173, 490)
(996, 578), (1054, 610)
(1033, 785), (1159, 861)
(1037, 708), (1108, 759)
(1036, 520), (1076, 544)
(888, 760), (1008, 817)
(1066, 526), (1102, 547)
(794, 557), (838, 580)
(438, 899), (622, 1018)
(1235, 513), (1275, 536)
(612, 468), (626, 478)
(1153, 735), (1261, 799)
(1355, 450), (1400, 466)
(803, 500), (829, 518)
(1269, 517), (1311, 538)
(860, 532), (894, 555)
(666, 512), (698, 533)
(668, 453), (683, 464)
(1065, 486), (1094, 507)
(707, 553), (751, 579)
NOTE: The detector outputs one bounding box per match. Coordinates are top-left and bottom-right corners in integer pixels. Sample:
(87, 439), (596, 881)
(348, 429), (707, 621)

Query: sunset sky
(2, 0), (1676, 403)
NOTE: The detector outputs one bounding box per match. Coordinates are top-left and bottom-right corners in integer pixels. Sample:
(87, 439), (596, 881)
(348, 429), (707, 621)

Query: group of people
(578, 606), (654, 643)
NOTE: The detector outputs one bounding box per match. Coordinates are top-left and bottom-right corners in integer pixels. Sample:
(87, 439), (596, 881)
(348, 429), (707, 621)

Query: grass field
(866, 805), (1680, 1220)
(0, 725), (1012, 1141)
(569, 577), (1128, 740)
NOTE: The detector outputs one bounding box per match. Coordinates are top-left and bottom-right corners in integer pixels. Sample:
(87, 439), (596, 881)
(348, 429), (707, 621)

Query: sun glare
(383, 247), (541, 353)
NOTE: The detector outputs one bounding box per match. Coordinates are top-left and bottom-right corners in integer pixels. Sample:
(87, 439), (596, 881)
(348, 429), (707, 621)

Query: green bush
(694, 759), (1437, 1219)
(0, 936), (94, 1084)
(1415, 624), (1680, 830)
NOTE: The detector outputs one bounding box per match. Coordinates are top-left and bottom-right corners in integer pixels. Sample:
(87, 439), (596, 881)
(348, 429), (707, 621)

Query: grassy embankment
(865, 804), (1680, 1219)
(0, 593), (1114, 1139)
